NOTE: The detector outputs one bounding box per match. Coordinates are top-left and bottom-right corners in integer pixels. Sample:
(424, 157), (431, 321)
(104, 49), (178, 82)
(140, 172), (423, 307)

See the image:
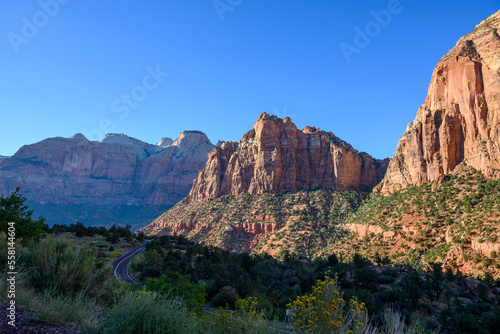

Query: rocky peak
(189, 113), (388, 202)
(215, 140), (226, 148)
(99, 133), (153, 160)
(375, 10), (500, 194)
(172, 131), (212, 149)
(157, 137), (174, 147)
(68, 133), (89, 141)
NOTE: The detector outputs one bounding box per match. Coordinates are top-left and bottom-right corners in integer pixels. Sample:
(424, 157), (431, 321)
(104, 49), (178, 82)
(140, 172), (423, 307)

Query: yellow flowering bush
(287, 272), (369, 334)
(198, 296), (280, 334)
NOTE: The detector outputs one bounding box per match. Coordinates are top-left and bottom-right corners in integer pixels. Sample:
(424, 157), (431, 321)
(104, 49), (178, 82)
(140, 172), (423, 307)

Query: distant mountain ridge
(0, 131), (214, 228)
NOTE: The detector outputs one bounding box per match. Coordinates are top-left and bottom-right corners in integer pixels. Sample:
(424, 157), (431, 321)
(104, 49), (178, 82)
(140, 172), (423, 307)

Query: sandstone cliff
(376, 10), (500, 193)
(0, 131), (214, 227)
(190, 112), (389, 201)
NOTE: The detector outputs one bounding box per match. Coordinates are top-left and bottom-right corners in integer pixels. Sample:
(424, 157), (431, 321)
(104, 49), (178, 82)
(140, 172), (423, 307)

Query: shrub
(287, 272), (372, 333)
(198, 296), (281, 334)
(96, 291), (198, 334)
(212, 286), (240, 309)
(20, 235), (111, 299)
(145, 274), (206, 312)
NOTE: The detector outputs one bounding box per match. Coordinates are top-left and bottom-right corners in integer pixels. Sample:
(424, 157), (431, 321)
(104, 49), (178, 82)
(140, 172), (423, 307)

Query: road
(111, 243), (147, 284)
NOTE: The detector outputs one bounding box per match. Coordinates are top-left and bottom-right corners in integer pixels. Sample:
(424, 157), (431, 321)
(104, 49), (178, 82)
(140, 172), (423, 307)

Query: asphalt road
(111, 243), (147, 284)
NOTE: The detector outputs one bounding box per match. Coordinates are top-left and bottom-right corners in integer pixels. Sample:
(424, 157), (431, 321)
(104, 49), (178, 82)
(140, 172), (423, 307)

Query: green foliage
(198, 296), (281, 334)
(145, 274), (206, 312)
(95, 291), (198, 334)
(424, 262), (445, 303)
(19, 235), (111, 299)
(16, 285), (105, 327)
(0, 188), (47, 245)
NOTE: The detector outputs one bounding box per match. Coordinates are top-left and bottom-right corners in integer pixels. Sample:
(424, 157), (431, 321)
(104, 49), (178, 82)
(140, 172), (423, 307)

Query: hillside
(142, 187), (369, 257)
(336, 166), (500, 277)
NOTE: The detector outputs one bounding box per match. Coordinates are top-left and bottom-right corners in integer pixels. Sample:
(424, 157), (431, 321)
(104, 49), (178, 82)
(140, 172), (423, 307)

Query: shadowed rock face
(376, 10), (500, 194)
(189, 112), (389, 202)
(0, 131), (214, 225)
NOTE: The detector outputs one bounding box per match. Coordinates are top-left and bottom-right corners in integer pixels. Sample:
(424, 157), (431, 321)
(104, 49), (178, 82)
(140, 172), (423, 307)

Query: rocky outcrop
(149, 220), (280, 237)
(376, 10), (500, 193)
(190, 113), (389, 201)
(0, 131), (214, 226)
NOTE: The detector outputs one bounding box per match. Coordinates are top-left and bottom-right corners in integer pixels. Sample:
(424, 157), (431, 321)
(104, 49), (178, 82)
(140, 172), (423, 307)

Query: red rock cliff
(376, 10), (500, 194)
(189, 113), (388, 201)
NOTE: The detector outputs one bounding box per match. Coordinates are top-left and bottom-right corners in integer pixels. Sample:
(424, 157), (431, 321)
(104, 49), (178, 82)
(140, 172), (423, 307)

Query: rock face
(190, 113), (389, 201)
(376, 10), (500, 193)
(0, 131), (214, 226)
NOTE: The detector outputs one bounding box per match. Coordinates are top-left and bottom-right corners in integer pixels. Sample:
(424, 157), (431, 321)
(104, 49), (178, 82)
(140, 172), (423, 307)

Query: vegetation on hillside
(339, 167), (500, 276)
(148, 188), (370, 258)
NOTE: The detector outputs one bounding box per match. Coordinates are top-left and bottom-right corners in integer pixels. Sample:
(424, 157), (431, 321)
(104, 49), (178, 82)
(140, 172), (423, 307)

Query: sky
(0, 1), (499, 159)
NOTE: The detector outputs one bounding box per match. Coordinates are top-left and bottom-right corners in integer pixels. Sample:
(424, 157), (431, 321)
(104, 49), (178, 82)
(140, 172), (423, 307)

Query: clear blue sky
(0, 1), (499, 159)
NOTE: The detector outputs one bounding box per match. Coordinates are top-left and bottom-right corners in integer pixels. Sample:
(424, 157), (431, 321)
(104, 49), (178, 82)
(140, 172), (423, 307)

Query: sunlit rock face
(189, 112), (388, 202)
(376, 10), (500, 194)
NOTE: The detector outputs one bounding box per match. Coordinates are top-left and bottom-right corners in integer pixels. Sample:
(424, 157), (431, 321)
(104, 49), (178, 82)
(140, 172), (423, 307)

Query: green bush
(20, 235), (111, 299)
(145, 274), (206, 312)
(96, 291), (198, 334)
(198, 297), (281, 334)
(17, 285), (104, 327)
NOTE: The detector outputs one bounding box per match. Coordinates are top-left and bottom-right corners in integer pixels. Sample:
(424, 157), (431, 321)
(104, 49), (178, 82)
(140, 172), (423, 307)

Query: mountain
(333, 11), (500, 277)
(0, 131), (214, 228)
(141, 11), (500, 277)
(141, 113), (388, 252)
(376, 10), (500, 194)
(190, 112), (388, 201)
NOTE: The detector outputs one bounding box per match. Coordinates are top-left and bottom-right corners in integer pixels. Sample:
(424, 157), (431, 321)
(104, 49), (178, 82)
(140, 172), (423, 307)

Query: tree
(0, 188), (47, 245)
(425, 262), (445, 304)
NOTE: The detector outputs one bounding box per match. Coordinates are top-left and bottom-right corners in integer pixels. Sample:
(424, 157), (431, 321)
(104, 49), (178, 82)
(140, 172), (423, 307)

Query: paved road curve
(111, 243), (147, 284)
